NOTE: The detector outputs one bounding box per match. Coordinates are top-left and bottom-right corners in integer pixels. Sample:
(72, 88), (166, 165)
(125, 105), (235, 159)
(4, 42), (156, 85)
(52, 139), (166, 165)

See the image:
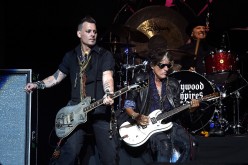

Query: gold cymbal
(122, 26), (149, 43)
(124, 5), (188, 58)
(109, 25), (149, 43)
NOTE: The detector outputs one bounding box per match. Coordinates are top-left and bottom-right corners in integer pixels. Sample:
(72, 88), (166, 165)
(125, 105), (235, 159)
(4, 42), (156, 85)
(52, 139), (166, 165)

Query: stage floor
(192, 134), (248, 164)
(117, 134), (248, 165)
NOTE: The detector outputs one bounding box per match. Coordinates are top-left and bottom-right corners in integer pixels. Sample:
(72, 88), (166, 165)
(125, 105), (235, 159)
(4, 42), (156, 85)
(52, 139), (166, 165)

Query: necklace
(80, 46), (90, 62)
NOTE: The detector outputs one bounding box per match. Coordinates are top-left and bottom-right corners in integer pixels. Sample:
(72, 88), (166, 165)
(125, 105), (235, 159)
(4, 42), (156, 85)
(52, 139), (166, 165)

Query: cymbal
(110, 25), (149, 43)
(167, 49), (195, 61)
(124, 6), (188, 57)
(230, 27), (248, 31)
(137, 49), (194, 61)
(104, 41), (136, 48)
(122, 26), (149, 43)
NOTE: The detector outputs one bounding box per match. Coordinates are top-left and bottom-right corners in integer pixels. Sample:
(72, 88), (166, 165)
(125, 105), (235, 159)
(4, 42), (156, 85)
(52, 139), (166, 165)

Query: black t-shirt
(58, 44), (115, 114)
(178, 39), (214, 75)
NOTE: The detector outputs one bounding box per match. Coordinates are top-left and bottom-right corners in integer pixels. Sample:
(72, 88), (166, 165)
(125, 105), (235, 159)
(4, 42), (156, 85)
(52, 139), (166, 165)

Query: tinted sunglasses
(157, 63), (172, 69)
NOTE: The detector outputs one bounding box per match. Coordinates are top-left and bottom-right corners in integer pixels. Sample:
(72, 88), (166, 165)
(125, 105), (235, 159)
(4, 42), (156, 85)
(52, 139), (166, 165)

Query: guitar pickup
(150, 117), (157, 124)
(141, 125), (147, 129)
(69, 113), (74, 122)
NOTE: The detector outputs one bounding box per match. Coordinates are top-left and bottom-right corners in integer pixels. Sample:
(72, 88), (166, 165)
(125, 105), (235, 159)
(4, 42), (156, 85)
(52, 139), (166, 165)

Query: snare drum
(169, 70), (216, 133)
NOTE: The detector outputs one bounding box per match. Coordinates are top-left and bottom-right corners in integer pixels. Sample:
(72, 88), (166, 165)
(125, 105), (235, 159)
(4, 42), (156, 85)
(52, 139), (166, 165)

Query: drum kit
(103, 6), (247, 136)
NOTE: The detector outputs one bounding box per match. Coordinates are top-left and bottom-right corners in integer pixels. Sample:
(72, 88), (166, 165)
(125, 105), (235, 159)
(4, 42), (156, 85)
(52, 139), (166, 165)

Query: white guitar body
(119, 110), (173, 147)
(119, 92), (219, 147)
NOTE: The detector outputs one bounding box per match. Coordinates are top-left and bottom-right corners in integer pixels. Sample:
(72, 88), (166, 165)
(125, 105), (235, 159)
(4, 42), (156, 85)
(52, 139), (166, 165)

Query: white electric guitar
(119, 92), (219, 147)
(55, 81), (147, 139)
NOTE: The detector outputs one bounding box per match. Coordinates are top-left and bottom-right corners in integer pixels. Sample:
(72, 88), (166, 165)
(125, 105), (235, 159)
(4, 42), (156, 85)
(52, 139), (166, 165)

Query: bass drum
(169, 70), (216, 134)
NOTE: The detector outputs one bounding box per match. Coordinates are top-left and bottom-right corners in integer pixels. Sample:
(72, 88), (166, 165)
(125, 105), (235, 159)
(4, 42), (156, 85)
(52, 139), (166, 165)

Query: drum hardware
(208, 89), (229, 137)
(122, 60), (148, 70)
(230, 90), (242, 135)
(116, 70), (124, 111)
(104, 41), (136, 54)
(106, 41), (136, 48)
(228, 76), (248, 135)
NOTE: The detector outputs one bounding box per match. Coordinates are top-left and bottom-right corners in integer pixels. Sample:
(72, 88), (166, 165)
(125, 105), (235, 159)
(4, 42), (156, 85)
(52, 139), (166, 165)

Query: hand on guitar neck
(189, 99), (200, 112)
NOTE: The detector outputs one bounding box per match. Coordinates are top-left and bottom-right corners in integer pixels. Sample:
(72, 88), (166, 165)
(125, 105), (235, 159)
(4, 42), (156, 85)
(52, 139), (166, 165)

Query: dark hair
(77, 16), (96, 31)
(148, 48), (173, 66)
(186, 17), (206, 35)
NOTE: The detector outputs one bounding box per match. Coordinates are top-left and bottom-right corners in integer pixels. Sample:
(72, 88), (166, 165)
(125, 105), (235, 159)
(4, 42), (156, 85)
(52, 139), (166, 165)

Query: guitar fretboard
(83, 86), (130, 113)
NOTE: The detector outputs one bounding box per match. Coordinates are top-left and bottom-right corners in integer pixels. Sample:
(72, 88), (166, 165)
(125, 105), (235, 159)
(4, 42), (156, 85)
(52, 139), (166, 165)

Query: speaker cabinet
(0, 69), (32, 165)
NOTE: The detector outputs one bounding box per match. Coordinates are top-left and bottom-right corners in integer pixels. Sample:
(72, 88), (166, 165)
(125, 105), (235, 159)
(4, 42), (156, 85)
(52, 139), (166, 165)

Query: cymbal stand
(217, 91), (229, 132)
(116, 70), (123, 111)
(229, 73), (248, 135)
(123, 48), (130, 88)
(231, 90), (242, 134)
(131, 53), (136, 79)
(209, 85), (229, 136)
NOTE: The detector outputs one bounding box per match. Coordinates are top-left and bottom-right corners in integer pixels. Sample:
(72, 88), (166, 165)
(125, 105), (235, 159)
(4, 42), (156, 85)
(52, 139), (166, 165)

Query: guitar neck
(84, 86), (130, 113)
(157, 104), (191, 121)
(156, 92), (219, 121)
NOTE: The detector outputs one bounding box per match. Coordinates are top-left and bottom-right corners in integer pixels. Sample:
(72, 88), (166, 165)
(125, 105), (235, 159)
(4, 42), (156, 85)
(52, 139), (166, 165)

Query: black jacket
(127, 72), (181, 116)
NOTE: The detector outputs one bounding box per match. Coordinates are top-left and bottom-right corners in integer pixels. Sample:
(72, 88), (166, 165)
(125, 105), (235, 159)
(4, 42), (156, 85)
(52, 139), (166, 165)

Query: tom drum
(205, 49), (239, 84)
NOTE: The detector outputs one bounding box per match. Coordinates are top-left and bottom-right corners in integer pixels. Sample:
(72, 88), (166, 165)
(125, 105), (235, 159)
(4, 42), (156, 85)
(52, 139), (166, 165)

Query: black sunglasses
(157, 63), (172, 69)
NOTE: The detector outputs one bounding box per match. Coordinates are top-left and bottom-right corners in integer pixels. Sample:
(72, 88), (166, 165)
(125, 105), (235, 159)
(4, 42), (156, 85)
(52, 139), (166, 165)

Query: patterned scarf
(149, 71), (171, 112)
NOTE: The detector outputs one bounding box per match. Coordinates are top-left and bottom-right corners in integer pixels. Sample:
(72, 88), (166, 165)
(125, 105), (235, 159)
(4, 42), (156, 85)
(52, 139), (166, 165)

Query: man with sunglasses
(123, 48), (199, 163)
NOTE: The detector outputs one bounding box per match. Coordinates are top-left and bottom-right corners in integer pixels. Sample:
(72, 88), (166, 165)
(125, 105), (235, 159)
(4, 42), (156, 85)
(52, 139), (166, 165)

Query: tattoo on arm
(103, 82), (111, 93)
(53, 70), (60, 79)
(102, 70), (114, 93)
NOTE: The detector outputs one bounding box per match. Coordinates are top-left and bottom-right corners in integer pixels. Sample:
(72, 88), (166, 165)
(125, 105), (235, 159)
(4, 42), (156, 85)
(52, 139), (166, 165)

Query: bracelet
(105, 90), (114, 97)
(131, 112), (139, 119)
(35, 81), (46, 89)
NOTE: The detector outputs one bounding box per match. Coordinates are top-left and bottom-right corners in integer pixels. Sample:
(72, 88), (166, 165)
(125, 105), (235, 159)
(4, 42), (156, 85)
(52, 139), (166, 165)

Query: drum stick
(194, 38), (200, 57)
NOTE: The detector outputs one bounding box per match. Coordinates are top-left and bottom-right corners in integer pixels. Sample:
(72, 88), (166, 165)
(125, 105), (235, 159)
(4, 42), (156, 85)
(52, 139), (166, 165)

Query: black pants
(50, 119), (118, 165)
(149, 123), (195, 163)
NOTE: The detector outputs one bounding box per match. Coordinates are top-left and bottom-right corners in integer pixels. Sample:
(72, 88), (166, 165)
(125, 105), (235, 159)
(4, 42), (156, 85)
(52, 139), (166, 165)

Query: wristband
(35, 81), (46, 89)
(131, 112), (139, 119)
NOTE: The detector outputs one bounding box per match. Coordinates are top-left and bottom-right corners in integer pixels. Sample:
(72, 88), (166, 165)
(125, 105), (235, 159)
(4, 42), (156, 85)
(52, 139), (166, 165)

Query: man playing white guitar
(121, 48), (200, 163)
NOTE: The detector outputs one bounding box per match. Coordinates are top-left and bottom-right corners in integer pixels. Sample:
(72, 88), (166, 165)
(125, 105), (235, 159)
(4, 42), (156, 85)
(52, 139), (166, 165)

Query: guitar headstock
(129, 80), (148, 91)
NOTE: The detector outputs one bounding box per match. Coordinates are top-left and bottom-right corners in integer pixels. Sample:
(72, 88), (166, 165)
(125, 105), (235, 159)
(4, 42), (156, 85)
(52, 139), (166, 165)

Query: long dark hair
(148, 48), (174, 67)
